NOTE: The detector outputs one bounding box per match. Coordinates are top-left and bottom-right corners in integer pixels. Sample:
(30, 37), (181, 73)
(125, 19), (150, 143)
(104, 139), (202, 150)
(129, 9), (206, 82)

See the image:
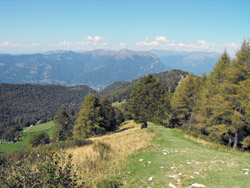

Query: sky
(0, 0), (249, 55)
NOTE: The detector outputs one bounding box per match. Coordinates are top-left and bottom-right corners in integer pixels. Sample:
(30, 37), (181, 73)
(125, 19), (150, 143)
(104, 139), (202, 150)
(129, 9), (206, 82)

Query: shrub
(0, 152), (85, 187)
(28, 132), (50, 147)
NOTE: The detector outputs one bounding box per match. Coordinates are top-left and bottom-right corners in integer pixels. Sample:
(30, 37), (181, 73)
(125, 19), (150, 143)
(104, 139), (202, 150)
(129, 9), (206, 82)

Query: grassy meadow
(0, 121), (55, 152)
(120, 123), (250, 188)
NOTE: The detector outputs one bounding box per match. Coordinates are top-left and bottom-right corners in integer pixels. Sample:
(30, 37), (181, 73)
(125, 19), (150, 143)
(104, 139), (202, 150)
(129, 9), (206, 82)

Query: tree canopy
(127, 74), (168, 124)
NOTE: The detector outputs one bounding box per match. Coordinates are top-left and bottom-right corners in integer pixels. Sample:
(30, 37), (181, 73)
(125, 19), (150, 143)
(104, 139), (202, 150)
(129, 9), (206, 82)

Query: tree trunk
(233, 132), (238, 149)
(228, 136), (232, 147)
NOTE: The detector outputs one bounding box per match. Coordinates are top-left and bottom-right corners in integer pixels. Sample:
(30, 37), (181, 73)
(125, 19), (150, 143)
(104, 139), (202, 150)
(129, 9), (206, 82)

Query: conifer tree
(127, 74), (167, 124)
(100, 96), (117, 131)
(73, 94), (104, 139)
(171, 73), (201, 126)
(53, 105), (72, 141)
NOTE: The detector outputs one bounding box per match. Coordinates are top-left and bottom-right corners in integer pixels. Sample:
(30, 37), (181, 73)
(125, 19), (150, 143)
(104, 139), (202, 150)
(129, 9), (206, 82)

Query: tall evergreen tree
(73, 94), (104, 139)
(100, 96), (117, 131)
(53, 105), (73, 141)
(127, 74), (167, 124)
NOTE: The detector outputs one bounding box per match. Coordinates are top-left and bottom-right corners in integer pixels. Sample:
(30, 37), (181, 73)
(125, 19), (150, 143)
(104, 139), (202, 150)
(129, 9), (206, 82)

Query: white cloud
(1, 41), (10, 46)
(94, 36), (103, 41)
(197, 40), (206, 45)
(120, 42), (126, 46)
(0, 41), (19, 47)
(136, 36), (170, 47)
(87, 36), (93, 41)
(155, 36), (168, 42)
(87, 36), (103, 42)
(31, 43), (41, 46)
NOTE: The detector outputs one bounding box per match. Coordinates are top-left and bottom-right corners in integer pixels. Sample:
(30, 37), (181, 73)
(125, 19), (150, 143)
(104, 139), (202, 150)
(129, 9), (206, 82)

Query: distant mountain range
(0, 49), (221, 89)
(0, 49), (167, 90)
(151, 49), (221, 76)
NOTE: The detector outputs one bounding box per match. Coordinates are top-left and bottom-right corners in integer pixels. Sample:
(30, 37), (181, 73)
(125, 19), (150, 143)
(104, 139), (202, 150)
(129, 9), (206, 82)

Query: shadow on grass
(114, 126), (134, 133)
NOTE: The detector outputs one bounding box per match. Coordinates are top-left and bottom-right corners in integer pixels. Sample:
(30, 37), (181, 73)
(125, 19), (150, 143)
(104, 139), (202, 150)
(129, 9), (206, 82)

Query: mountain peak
(115, 49), (155, 60)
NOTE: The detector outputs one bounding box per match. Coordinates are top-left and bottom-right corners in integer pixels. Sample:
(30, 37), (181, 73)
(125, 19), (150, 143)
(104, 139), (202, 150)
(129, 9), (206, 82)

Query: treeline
(0, 84), (97, 141)
(126, 40), (250, 151)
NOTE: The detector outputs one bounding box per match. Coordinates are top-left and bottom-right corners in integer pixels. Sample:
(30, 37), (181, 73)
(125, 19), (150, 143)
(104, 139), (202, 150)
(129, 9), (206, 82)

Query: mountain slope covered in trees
(0, 83), (97, 141)
(104, 69), (188, 102)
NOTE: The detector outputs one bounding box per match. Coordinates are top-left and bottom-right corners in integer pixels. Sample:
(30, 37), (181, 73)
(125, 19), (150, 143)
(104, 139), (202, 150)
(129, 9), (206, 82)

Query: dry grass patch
(65, 121), (155, 187)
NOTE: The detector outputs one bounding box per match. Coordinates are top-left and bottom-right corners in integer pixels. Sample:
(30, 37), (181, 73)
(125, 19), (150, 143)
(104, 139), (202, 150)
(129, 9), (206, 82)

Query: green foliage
(53, 105), (73, 142)
(176, 40), (250, 150)
(73, 94), (123, 139)
(127, 74), (168, 124)
(73, 94), (104, 139)
(241, 136), (250, 150)
(171, 73), (201, 126)
(100, 96), (118, 131)
(105, 70), (188, 103)
(28, 132), (50, 147)
(0, 83), (97, 142)
(0, 122), (54, 153)
(0, 152), (84, 187)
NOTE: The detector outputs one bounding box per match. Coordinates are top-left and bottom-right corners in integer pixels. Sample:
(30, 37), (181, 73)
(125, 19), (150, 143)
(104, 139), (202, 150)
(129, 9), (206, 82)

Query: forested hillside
(0, 70), (187, 142)
(0, 83), (97, 141)
(104, 69), (188, 102)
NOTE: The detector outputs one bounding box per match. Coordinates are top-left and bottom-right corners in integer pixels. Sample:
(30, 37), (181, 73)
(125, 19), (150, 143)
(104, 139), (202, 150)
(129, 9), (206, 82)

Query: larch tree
(171, 73), (201, 126)
(73, 94), (104, 139)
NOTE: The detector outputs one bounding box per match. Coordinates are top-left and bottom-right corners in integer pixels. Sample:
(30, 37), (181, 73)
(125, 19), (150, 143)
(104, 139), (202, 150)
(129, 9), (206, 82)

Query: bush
(28, 132), (50, 147)
(242, 136), (250, 150)
(0, 152), (85, 187)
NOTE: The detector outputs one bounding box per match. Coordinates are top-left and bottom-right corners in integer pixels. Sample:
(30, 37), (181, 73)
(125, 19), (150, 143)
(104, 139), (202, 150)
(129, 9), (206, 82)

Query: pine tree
(53, 105), (73, 141)
(100, 96), (117, 131)
(127, 74), (167, 124)
(73, 94), (104, 139)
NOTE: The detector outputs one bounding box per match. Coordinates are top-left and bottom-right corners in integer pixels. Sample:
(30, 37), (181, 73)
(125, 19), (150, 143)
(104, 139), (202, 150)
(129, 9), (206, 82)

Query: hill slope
(104, 69), (188, 102)
(121, 123), (250, 187)
(0, 83), (96, 140)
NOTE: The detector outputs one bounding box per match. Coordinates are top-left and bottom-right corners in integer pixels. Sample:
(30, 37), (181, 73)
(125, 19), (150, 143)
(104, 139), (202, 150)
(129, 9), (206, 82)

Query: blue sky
(0, 0), (249, 55)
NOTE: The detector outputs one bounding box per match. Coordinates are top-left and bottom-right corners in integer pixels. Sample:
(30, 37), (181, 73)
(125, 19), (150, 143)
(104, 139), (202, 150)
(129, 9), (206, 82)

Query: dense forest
(0, 84), (97, 141)
(0, 70), (187, 142)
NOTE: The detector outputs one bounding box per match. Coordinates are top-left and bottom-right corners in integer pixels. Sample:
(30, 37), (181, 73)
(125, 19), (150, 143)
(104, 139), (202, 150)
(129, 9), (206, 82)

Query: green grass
(24, 121), (54, 133)
(0, 121), (55, 153)
(120, 123), (250, 188)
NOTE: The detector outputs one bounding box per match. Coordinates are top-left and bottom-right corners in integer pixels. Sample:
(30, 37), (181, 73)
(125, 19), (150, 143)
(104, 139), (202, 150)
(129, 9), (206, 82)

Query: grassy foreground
(120, 123), (250, 188)
(0, 121), (54, 152)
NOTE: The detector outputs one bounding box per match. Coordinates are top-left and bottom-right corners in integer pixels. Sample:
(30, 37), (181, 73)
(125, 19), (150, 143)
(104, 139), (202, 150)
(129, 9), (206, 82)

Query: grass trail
(121, 123), (250, 188)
